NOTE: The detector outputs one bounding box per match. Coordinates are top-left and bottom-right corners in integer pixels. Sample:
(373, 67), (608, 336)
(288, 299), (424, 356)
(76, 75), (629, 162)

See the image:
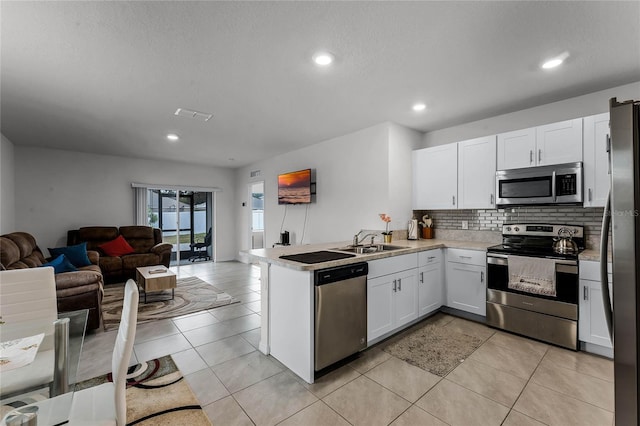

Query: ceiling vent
(250, 170), (261, 178)
(174, 108), (213, 122)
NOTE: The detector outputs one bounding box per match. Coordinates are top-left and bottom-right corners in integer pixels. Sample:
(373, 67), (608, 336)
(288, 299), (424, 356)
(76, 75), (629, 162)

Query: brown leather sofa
(67, 226), (172, 284)
(0, 232), (103, 330)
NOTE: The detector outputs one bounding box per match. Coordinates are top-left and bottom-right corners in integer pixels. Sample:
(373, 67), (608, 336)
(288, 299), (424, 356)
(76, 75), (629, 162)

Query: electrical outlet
(461, 220), (469, 230)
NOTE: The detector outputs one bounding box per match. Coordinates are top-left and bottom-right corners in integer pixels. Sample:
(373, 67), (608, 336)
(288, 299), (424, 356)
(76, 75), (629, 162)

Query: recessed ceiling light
(412, 103), (427, 112)
(166, 133), (179, 142)
(312, 51), (335, 66)
(541, 52), (570, 69)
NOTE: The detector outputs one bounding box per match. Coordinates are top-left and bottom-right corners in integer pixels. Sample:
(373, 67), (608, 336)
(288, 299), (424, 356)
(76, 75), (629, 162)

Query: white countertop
(244, 238), (494, 271)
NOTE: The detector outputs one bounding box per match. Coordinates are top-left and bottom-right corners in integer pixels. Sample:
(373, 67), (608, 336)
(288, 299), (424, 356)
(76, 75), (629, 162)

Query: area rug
(381, 322), (484, 377)
(76, 355), (211, 425)
(102, 276), (239, 331)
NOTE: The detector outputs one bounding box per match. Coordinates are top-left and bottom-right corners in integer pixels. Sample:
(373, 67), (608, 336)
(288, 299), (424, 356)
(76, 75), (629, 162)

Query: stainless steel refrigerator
(601, 97), (640, 425)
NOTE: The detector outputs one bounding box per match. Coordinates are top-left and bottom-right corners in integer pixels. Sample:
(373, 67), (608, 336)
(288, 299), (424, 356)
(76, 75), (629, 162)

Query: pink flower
(379, 213), (392, 234)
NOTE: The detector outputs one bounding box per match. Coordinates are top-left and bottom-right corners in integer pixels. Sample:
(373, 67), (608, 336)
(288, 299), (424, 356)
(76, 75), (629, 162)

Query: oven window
(487, 261), (578, 304)
(499, 176), (552, 198)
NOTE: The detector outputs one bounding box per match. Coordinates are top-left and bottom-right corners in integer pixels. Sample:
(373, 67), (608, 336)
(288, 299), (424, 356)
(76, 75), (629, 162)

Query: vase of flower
(380, 213), (392, 243)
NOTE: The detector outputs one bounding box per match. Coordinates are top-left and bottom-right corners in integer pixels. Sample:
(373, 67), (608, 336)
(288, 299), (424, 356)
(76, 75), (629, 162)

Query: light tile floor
(78, 261), (615, 426)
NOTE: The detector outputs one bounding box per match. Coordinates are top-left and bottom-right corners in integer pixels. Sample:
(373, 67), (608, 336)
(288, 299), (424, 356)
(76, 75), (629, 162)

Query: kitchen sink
(332, 244), (408, 254)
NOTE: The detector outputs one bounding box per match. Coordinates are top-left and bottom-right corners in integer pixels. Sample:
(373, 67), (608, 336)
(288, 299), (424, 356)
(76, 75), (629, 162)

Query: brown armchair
(67, 226), (172, 283)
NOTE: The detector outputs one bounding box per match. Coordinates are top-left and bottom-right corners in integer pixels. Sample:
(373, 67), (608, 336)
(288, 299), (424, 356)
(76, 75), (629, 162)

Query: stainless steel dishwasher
(314, 262), (368, 371)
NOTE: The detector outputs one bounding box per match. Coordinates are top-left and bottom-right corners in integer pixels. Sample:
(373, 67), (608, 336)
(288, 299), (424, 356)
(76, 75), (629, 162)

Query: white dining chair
(0, 267), (58, 398)
(1, 279), (139, 426)
(67, 279), (139, 426)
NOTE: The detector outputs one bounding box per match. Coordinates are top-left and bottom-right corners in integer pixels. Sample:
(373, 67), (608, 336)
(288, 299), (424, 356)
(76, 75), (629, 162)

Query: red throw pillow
(99, 235), (135, 257)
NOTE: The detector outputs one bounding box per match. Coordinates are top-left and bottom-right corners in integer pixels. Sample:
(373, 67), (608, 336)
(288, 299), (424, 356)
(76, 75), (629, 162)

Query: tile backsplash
(414, 206), (606, 249)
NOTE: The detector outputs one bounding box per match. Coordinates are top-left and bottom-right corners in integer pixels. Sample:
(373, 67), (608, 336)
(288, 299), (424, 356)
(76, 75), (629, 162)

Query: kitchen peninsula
(246, 238), (493, 383)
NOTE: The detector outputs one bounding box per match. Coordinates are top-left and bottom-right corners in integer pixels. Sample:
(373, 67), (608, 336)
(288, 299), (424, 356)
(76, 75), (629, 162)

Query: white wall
(235, 122), (421, 260)
(423, 81), (640, 147)
(0, 134), (16, 234)
(14, 147), (237, 260)
(389, 123), (423, 225)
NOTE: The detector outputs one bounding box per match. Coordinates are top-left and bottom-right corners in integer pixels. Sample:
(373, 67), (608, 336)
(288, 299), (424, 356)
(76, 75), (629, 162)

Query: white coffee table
(135, 266), (176, 303)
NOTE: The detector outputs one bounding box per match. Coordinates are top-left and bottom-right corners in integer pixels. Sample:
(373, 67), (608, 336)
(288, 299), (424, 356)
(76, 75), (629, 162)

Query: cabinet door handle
(584, 285), (588, 300)
(490, 193), (494, 205)
(480, 271), (484, 283)
(420, 272), (424, 283)
(393, 279), (397, 292)
(452, 195), (456, 206)
(530, 150), (533, 164)
(459, 255), (472, 259)
(398, 278), (402, 291)
(428, 256), (436, 260)
(588, 188), (593, 202)
(606, 134), (612, 175)
(538, 149), (542, 163)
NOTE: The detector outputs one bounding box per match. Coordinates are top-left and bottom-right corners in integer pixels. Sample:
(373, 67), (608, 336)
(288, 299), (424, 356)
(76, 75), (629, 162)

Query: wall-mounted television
(278, 169), (312, 205)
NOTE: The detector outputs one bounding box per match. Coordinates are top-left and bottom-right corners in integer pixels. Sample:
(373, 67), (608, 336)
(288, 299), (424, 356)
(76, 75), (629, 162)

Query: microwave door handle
(551, 170), (557, 201)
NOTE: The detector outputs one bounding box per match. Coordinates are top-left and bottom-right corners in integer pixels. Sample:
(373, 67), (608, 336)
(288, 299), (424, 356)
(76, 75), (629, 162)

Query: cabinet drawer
(418, 249), (442, 267)
(580, 260), (613, 281)
(368, 253), (418, 278)
(446, 248), (486, 266)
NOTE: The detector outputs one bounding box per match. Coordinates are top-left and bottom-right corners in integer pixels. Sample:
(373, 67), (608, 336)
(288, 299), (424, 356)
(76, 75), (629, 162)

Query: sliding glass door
(146, 189), (213, 265)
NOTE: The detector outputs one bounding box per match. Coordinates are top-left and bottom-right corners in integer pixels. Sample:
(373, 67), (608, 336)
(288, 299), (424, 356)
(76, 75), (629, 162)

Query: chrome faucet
(353, 230), (377, 247)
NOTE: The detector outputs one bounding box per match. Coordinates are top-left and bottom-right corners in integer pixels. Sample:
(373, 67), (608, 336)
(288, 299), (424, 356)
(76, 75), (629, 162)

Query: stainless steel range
(486, 223), (584, 350)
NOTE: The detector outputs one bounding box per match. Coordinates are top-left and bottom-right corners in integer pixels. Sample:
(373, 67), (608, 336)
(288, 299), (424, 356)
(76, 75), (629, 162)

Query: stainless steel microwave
(495, 162), (583, 207)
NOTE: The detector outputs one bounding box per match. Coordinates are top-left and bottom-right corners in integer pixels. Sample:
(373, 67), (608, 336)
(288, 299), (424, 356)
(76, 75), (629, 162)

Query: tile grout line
(503, 344), (551, 425)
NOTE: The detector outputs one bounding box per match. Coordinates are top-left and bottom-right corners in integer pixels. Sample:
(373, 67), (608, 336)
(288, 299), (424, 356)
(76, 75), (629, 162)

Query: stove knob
(514, 227), (520, 232)
(506, 227), (512, 231)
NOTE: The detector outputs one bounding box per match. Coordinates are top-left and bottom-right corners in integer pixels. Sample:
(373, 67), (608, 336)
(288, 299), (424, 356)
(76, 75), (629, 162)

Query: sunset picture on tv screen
(278, 169), (311, 204)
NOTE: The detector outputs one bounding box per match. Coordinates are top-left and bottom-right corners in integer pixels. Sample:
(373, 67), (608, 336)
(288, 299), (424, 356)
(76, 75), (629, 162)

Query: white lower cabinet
(446, 249), (487, 316)
(579, 260), (613, 350)
(418, 250), (443, 317)
(367, 253), (419, 343)
(367, 274), (395, 340)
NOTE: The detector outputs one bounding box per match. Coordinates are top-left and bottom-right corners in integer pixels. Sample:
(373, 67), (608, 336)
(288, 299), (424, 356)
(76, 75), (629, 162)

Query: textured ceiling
(2, 1), (639, 168)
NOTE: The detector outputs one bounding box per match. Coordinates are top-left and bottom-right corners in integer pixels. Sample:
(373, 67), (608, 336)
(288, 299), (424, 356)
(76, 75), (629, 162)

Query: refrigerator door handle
(600, 190), (614, 341)
(606, 134), (611, 175)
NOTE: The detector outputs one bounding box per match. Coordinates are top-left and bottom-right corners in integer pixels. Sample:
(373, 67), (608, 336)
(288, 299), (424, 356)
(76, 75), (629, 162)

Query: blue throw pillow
(41, 254), (78, 274)
(48, 242), (92, 267)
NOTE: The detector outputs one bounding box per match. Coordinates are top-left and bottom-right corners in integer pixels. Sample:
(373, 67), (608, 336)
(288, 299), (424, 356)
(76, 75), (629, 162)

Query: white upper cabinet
(583, 113), (610, 207)
(536, 118), (583, 166)
(497, 119), (583, 170)
(458, 136), (497, 209)
(412, 144), (458, 209)
(497, 128), (536, 170)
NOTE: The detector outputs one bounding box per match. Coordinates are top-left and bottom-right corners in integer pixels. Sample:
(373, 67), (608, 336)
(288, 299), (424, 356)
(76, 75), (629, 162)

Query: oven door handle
(487, 255), (508, 266)
(487, 253), (578, 267)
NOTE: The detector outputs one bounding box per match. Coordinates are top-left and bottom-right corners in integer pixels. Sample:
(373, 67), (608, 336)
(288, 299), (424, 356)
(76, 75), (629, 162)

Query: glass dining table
(0, 309), (88, 426)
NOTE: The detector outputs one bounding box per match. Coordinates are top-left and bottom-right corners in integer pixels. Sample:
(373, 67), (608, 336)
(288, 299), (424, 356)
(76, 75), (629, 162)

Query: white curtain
(134, 186), (148, 226)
